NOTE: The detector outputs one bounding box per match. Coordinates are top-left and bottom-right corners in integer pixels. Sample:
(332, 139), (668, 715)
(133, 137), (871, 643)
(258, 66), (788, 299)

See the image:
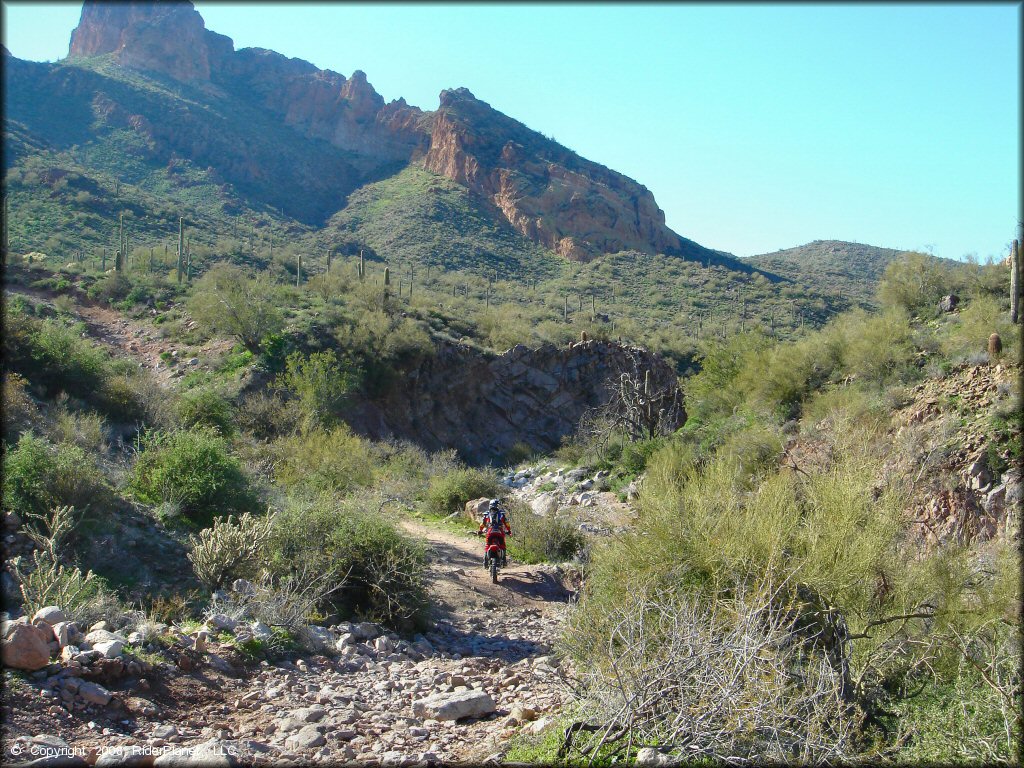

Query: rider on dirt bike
(478, 499), (511, 567)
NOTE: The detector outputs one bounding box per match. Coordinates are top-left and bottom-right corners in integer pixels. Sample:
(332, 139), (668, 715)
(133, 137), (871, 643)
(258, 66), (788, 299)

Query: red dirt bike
(478, 528), (509, 583)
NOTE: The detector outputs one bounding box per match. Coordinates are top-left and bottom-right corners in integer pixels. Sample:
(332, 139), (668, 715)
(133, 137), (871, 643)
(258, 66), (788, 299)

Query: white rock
(84, 629), (127, 647)
(93, 639), (124, 658)
(635, 747), (673, 766)
(531, 493), (559, 517)
(33, 606), (67, 626)
(411, 690), (496, 721)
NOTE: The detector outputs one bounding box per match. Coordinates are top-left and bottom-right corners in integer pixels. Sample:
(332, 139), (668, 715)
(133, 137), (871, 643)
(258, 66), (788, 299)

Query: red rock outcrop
(68, 0), (230, 82)
(424, 88), (687, 261)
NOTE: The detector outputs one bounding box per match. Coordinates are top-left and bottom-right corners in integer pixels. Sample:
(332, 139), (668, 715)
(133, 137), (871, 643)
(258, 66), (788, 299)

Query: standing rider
(479, 499), (511, 566)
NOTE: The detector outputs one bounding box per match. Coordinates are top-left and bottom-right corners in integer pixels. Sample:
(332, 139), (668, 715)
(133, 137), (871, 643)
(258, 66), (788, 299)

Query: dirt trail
(402, 517), (575, 619)
(6, 283), (231, 388)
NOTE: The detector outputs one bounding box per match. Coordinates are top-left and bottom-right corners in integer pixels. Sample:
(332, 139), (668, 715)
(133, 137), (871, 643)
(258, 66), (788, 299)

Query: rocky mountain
(7, 0), (713, 264)
(744, 240), (907, 305)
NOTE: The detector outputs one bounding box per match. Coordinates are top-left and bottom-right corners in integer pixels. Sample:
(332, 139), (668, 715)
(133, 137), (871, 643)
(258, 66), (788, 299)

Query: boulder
(32, 606), (67, 626)
(465, 498), (491, 521)
(52, 621), (81, 648)
(938, 294), (960, 313)
(93, 639), (124, 659)
(411, 690), (496, 721)
(531, 493), (559, 517)
(284, 724), (326, 750)
(352, 622), (380, 641)
(84, 629), (127, 648)
(1, 623), (52, 670)
(78, 680), (113, 705)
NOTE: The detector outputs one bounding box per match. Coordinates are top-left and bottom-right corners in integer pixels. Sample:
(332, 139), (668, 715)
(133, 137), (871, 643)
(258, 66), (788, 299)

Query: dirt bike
(479, 529), (509, 584)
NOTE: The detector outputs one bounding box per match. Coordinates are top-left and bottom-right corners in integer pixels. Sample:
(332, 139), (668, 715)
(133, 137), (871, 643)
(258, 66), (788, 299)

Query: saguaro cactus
(1010, 239), (1020, 324)
(2, 194), (9, 264)
(176, 217), (185, 284)
(359, 249), (365, 281)
(296, 252), (302, 287)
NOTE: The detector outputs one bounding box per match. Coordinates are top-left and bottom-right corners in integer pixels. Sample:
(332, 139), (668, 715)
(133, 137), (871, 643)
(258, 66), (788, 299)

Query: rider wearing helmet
(479, 499), (511, 535)
(479, 499), (511, 567)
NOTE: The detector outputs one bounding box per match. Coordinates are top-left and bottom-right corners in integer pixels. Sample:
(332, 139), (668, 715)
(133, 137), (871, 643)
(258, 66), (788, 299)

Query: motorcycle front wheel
(490, 560), (498, 584)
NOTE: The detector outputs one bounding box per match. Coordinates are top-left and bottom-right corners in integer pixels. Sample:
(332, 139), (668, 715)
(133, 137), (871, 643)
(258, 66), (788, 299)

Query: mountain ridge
(57, 0), (700, 262)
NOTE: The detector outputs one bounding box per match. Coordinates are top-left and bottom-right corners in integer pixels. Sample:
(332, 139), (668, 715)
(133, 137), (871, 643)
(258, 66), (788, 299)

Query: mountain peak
(68, 0), (232, 81)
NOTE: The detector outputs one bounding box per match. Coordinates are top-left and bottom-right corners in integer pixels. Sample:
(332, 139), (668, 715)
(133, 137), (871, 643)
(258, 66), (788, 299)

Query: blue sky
(2, 2), (1020, 261)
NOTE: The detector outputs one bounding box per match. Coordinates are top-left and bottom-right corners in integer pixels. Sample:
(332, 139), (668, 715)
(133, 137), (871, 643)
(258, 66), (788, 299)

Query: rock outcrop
(68, 0), (232, 83)
(59, 0), (707, 260)
(348, 339), (684, 464)
(425, 87), (692, 261)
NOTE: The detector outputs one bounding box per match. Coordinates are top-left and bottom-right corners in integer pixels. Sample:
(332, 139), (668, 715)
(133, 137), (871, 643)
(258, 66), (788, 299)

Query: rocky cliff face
(349, 339), (684, 464)
(61, 0), (700, 261)
(424, 88), (687, 262)
(68, 0), (231, 82)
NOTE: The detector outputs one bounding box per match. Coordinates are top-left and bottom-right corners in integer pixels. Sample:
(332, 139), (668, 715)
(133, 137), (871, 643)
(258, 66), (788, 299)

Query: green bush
(276, 349), (361, 429)
(187, 264), (284, 354)
(2, 433), (106, 517)
(127, 427), (255, 527)
(176, 387), (236, 436)
(508, 503), (584, 564)
(424, 467), (501, 516)
(264, 494), (427, 631)
(273, 425), (376, 494)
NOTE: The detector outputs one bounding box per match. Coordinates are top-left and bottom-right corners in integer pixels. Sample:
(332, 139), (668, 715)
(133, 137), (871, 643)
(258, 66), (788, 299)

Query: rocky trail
(3, 519), (576, 766)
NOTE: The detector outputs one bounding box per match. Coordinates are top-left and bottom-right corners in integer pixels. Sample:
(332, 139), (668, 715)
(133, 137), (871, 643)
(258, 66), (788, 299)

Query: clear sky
(2, 2), (1020, 261)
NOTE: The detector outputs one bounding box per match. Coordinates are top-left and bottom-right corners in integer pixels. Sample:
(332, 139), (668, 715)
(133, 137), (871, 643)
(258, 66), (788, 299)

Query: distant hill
(744, 240), (907, 306)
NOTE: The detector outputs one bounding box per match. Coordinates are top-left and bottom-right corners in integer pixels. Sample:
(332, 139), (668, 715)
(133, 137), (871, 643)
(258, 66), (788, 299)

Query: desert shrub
(235, 390), (303, 440)
(508, 504), (584, 564)
(176, 387), (236, 436)
(2, 433), (106, 517)
(276, 349), (360, 429)
(273, 425), (376, 493)
(561, 580), (854, 764)
(52, 403), (107, 453)
(836, 308), (916, 385)
(264, 494), (427, 631)
(127, 427), (255, 527)
(86, 272), (132, 305)
(424, 467), (501, 516)
(2, 373), (39, 443)
(716, 421), (784, 477)
(939, 294), (1017, 364)
(683, 331), (772, 426)
(187, 511), (273, 590)
(29, 317), (108, 397)
(877, 251), (958, 315)
(187, 264), (284, 354)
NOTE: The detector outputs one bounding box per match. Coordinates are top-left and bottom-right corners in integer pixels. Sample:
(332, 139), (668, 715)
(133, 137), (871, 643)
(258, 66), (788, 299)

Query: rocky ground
(2, 520), (576, 767)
